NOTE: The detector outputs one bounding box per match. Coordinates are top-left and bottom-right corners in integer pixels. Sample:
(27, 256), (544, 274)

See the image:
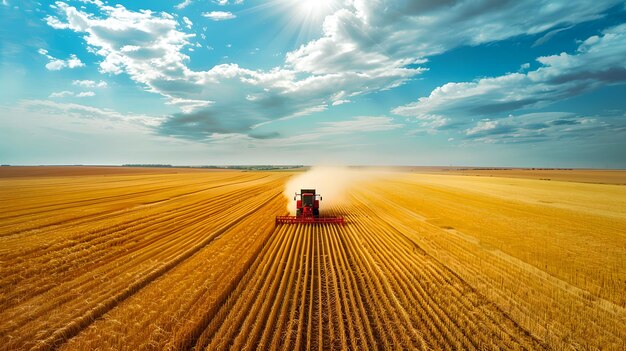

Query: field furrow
(1, 168), (624, 350)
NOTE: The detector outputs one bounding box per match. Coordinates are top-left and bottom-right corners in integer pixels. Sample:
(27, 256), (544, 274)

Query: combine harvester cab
(276, 188), (345, 225)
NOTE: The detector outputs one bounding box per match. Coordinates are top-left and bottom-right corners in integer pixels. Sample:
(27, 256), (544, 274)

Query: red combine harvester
(276, 189), (345, 225)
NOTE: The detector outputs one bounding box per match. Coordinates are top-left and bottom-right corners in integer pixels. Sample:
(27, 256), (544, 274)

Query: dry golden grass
(0, 167), (624, 350)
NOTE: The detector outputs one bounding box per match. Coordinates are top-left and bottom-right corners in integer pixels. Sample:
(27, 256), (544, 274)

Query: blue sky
(1, 0), (625, 167)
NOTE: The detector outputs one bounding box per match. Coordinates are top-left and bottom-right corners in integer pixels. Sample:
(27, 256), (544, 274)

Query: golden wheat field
(1, 167), (625, 350)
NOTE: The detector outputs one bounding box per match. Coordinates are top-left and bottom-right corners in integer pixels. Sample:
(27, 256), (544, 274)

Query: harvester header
(276, 189), (345, 225)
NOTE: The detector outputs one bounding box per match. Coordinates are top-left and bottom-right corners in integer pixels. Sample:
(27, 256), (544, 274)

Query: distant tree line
(122, 164), (173, 168)
(122, 164), (304, 170)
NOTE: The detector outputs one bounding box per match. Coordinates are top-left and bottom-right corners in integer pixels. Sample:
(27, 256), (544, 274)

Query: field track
(1, 168), (625, 350)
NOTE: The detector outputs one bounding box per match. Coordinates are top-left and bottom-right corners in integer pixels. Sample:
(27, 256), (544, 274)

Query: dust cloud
(283, 166), (367, 215)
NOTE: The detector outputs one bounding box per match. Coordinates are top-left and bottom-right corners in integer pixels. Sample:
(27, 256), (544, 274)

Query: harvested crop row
(0, 172), (245, 236)
(0, 172), (264, 237)
(192, 197), (542, 350)
(197, 222), (379, 350)
(343, 198), (543, 350)
(357, 176), (626, 350)
(60, 185), (287, 350)
(0, 175), (280, 311)
(0, 172), (289, 350)
(2, 169), (624, 350)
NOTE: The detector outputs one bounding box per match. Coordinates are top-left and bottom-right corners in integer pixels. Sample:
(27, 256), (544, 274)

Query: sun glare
(295, 0), (335, 19)
(244, 0), (342, 46)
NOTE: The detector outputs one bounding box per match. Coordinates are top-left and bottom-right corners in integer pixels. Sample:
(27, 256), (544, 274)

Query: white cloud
(165, 98), (213, 113)
(331, 99), (350, 106)
(182, 16), (192, 29)
(44, 15), (71, 29)
(393, 24), (626, 122)
(59, 54), (84, 69)
(49, 90), (96, 98)
(44, 0), (623, 142)
(202, 11), (236, 21)
(45, 2), (419, 139)
(461, 112), (626, 144)
(285, 0), (621, 75)
(38, 49), (85, 70)
(17, 100), (163, 127)
(318, 116), (403, 133)
(216, 116), (404, 151)
(466, 120), (499, 136)
(45, 3), (194, 82)
(175, 0), (242, 9)
(175, 0), (192, 9)
(45, 59), (67, 71)
(214, 0), (243, 5)
(49, 91), (74, 98)
(532, 25), (574, 47)
(415, 114), (450, 132)
(0, 100), (192, 166)
(72, 80), (107, 88)
(77, 0), (103, 6)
